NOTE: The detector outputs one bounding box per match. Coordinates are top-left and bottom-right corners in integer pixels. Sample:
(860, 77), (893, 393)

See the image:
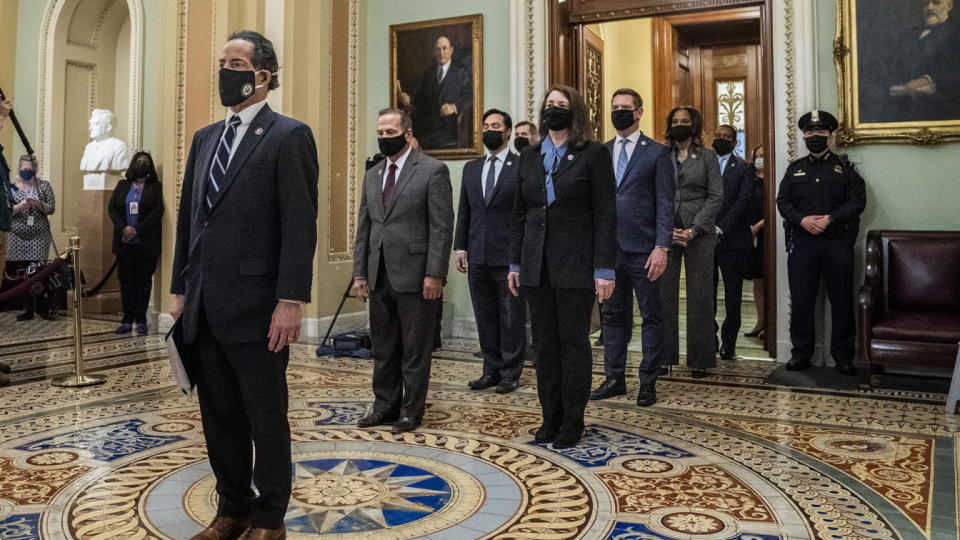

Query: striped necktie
(616, 139), (629, 187)
(207, 115), (243, 209)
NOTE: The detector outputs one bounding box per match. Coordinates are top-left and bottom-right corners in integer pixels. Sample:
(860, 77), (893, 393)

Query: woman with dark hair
(658, 106), (723, 377)
(108, 151), (164, 335)
(8, 154), (56, 321)
(744, 144), (765, 337)
(508, 85), (617, 448)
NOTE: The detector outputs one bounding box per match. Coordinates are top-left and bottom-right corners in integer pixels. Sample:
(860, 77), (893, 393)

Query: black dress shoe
(690, 369), (709, 379)
(719, 345), (735, 360)
(468, 374), (500, 390)
(636, 383), (657, 407)
(534, 426), (556, 443)
(0, 362), (11, 374)
(785, 357), (811, 371)
(836, 363), (857, 376)
(391, 416), (421, 433)
(744, 327), (764, 337)
(495, 381), (519, 394)
(552, 435), (581, 449)
(356, 411), (398, 428)
(589, 378), (626, 400)
(472, 351), (484, 358)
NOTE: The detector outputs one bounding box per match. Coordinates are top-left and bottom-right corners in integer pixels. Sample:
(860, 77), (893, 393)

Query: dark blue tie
(207, 115), (242, 209)
(484, 156), (498, 205)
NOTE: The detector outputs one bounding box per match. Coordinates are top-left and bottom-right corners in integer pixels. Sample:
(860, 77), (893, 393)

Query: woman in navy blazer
(508, 85), (617, 448)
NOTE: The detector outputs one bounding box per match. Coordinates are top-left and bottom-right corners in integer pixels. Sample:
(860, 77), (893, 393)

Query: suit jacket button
(204, 220), (210, 227)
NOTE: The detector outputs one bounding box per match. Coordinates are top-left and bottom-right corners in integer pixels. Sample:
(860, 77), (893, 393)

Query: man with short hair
(513, 120), (539, 152)
(400, 36), (472, 150)
(454, 108), (525, 393)
(352, 107), (454, 434)
(710, 124), (757, 360)
(590, 88), (674, 407)
(171, 30), (319, 540)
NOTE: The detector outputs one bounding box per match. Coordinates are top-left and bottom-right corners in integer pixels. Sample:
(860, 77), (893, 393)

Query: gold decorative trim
(784, 0), (797, 161)
(174, 0), (188, 209)
(569, 0), (757, 22)
(834, 0), (960, 145)
(524, 0), (536, 117)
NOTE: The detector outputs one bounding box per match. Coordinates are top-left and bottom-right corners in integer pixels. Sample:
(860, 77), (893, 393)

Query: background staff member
(508, 84), (617, 449)
(108, 151), (163, 336)
(777, 110), (865, 376)
(8, 154), (56, 322)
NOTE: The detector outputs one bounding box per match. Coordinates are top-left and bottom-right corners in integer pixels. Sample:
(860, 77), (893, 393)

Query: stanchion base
(51, 374), (107, 387)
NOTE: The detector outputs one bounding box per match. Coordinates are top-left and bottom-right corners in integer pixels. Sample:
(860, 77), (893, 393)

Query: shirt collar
(485, 146), (510, 162)
(541, 135), (567, 156)
(808, 150), (833, 163)
(617, 129), (641, 146)
(226, 100), (267, 127)
(387, 145), (413, 171)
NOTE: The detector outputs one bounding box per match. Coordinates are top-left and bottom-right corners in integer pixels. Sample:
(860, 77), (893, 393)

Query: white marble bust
(80, 109), (128, 172)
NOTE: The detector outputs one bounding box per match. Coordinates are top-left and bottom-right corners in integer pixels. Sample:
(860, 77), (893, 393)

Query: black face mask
(804, 134), (829, 154)
(668, 125), (694, 141)
(482, 130), (505, 151)
(542, 106), (573, 131)
(127, 162), (151, 180)
(219, 68), (258, 107)
(378, 133), (408, 157)
(611, 109), (637, 131)
(514, 136), (530, 152)
(712, 138), (734, 156)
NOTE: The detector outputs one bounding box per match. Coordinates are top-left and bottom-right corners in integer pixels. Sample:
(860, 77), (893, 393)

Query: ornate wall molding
(174, 0), (187, 208)
(568, 0), (760, 22)
(784, 0), (797, 161)
(510, 0), (546, 124)
(64, 60), (98, 111)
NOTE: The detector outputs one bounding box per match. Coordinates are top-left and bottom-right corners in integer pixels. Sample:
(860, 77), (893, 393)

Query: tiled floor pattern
(0, 317), (957, 538)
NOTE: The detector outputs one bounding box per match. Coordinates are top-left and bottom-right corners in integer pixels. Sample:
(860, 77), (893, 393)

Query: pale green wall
(814, 0), (960, 240)
(11, 0), (43, 163)
(365, 0), (513, 332)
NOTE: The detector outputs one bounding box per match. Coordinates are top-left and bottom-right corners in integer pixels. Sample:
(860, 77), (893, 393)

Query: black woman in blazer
(509, 85), (617, 449)
(107, 151), (164, 333)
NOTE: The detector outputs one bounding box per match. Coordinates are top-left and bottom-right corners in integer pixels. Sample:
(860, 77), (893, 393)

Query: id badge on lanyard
(27, 215), (35, 226)
(129, 201), (139, 215)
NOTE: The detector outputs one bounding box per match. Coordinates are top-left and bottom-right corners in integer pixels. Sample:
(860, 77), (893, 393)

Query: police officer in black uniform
(777, 110), (866, 375)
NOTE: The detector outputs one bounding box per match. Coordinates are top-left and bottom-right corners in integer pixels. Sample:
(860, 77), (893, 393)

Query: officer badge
(834, 164), (843, 174)
(793, 170), (806, 176)
(241, 83), (254, 97)
(811, 109), (820, 123)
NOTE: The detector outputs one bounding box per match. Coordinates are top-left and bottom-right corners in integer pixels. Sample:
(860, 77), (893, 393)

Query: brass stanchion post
(52, 236), (106, 387)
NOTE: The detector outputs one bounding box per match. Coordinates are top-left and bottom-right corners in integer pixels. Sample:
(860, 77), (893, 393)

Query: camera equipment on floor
(316, 278), (371, 359)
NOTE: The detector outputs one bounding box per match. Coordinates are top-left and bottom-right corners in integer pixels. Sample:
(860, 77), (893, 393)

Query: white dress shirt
(382, 145), (412, 191)
(223, 100), (268, 167)
(718, 153), (731, 175)
(481, 146), (510, 196)
(612, 129), (641, 173)
(437, 60), (451, 83)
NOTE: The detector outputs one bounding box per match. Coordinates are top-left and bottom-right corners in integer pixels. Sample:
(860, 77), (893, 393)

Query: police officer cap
(798, 109), (838, 132)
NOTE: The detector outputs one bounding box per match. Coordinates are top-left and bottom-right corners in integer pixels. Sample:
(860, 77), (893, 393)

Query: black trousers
(194, 307), (291, 529)
(713, 246), (748, 350)
(369, 264), (440, 419)
(524, 275), (594, 442)
(116, 245), (157, 324)
(468, 263), (526, 383)
(787, 236), (856, 365)
(601, 250), (664, 384)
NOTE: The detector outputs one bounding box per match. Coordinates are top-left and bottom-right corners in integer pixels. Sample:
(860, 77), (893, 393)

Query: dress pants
(713, 246), (748, 350)
(369, 261), (440, 419)
(194, 306), (291, 529)
(468, 263), (526, 383)
(523, 266), (595, 441)
(116, 245), (158, 324)
(787, 235), (856, 364)
(601, 250), (664, 384)
(660, 234), (718, 370)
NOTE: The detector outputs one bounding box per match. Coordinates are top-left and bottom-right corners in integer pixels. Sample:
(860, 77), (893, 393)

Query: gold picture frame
(390, 14), (484, 159)
(835, 0), (960, 146)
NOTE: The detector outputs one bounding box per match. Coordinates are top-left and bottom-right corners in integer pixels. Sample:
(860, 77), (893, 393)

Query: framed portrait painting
(390, 14), (483, 159)
(835, 0), (960, 145)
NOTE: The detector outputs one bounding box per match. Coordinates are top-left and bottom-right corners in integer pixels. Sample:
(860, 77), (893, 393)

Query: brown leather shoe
(391, 416), (421, 433)
(242, 525), (286, 540)
(357, 410), (398, 428)
(191, 516), (249, 540)
(0, 361), (11, 374)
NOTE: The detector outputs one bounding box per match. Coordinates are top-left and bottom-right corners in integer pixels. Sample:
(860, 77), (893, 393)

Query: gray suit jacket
(353, 149), (454, 292)
(672, 146), (724, 234)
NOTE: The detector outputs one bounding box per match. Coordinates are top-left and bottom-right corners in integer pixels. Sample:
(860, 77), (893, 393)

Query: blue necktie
(484, 156), (498, 206)
(207, 115), (242, 209)
(616, 139), (629, 187)
(543, 149), (559, 206)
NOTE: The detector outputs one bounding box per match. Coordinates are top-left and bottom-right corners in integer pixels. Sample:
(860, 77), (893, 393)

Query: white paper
(83, 172), (106, 191)
(165, 324), (193, 395)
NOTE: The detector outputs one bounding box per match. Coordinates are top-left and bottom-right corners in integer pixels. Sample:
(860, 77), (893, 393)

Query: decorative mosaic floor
(1, 318), (958, 539)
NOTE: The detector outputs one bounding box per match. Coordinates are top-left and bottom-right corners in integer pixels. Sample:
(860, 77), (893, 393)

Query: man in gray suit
(352, 108), (454, 434)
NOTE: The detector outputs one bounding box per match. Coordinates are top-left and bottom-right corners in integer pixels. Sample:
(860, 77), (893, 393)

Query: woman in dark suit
(108, 151), (164, 335)
(744, 144), (766, 338)
(508, 85), (617, 448)
(658, 106), (723, 377)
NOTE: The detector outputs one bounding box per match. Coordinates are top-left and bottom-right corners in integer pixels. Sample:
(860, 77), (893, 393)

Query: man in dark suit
(400, 36), (472, 150)
(352, 107), (453, 434)
(454, 108), (525, 393)
(589, 89), (674, 406)
(170, 31), (318, 540)
(711, 124), (756, 360)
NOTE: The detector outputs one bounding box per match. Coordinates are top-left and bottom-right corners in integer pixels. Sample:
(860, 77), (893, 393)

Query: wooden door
(577, 26), (604, 141)
(653, 18), (699, 141)
(701, 44), (762, 158)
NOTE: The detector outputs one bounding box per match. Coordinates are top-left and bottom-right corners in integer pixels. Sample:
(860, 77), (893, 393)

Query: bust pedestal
(77, 172), (122, 314)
